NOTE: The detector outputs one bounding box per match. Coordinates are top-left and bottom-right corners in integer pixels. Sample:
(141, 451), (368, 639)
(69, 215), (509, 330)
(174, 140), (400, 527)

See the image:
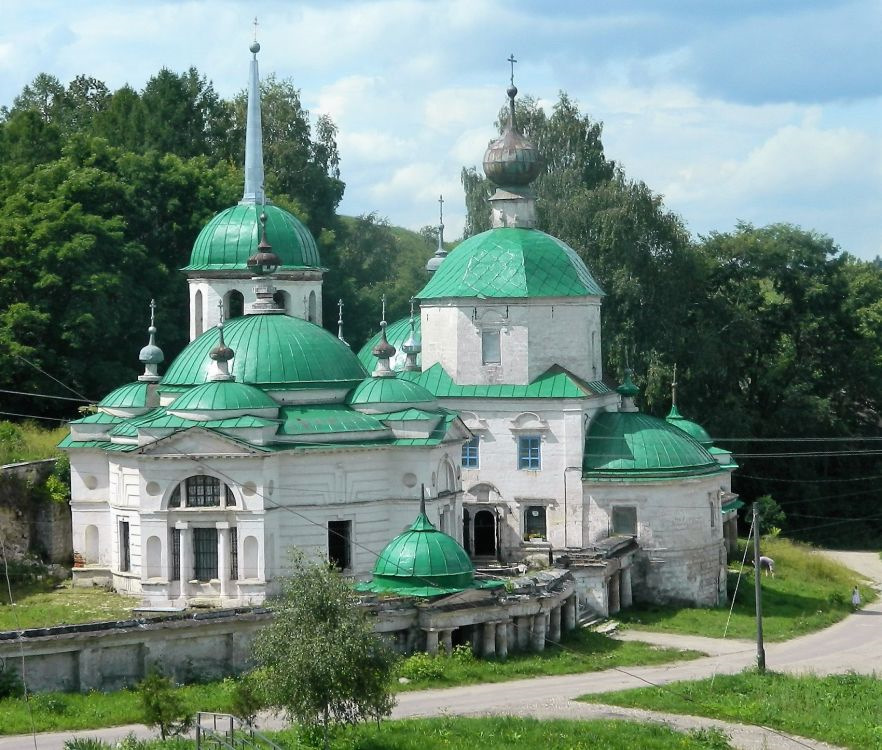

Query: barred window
(524, 506), (547, 540)
(170, 528), (181, 581)
(119, 520), (130, 572)
(168, 486), (181, 508)
(461, 436), (480, 468)
(225, 486), (236, 507)
(186, 476), (221, 507)
(193, 528), (218, 580)
(230, 527), (238, 581)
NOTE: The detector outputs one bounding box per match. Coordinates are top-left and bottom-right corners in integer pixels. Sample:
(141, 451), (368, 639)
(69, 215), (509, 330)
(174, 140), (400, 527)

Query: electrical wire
(0, 388), (93, 403)
(0, 411), (72, 423)
(13, 354), (92, 402)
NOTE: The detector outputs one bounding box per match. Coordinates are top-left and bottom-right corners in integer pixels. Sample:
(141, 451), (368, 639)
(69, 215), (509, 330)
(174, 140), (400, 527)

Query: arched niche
(145, 535), (162, 578)
(194, 290), (204, 336)
(84, 525), (99, 563)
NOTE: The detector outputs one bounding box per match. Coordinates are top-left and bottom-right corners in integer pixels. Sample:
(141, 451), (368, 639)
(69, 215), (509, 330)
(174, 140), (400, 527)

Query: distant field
(0, 420), (68, 464)
(616, 537), (874, 641)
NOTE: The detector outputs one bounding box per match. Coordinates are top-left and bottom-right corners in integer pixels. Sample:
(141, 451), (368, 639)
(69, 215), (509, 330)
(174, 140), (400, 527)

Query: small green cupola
(664, 365), (714, 448)
(357, 499), (502, 597)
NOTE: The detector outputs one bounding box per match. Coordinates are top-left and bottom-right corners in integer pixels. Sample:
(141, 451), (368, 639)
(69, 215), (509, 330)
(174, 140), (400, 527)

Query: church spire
(241, 22), (265, 205)
(138, 299), (164, 382)
(402, 297), (422, 372)
(425, 194), (448, 276)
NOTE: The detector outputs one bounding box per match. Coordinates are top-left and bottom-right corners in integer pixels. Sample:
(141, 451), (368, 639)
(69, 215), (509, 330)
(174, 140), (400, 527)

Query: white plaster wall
(187, 277), (323, 340)
(584, 473), (729, 606)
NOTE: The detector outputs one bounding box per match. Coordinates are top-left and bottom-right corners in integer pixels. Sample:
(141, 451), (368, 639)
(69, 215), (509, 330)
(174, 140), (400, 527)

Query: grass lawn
(580, 670), (882, 750)
(395, 628), (702, 691)
(0, 631), (702, 735)
(616, 537), (875, 641)
(269, 717), (735, 749)
(0, 421), (68, 464)
(0, 580), (139, 631)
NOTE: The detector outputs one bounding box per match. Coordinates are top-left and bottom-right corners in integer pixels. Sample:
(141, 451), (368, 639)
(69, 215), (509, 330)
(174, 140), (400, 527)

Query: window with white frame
(461, 436), (480, 468)
(168, 476), (237, 508)
(481, 329), (501, 364)
(193, 527), (218, 580)
(517, 435), (541, 470)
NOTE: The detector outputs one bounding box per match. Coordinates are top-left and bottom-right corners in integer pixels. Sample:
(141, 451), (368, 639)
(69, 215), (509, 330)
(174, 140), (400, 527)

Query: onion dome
(358, 317), (421, 373)
(99, 382), (149, 410)
(138, 299), (164, 383)
(401, 299), (422, 372)
(347, 376), (437, 413)
(666, 405), (714, 449)
(418, 227), (604, 300)
(372, 324), (396, 360)
(426, 194), (448, 276)
(184, 203), (319, 272)
(357, 500), (498, 597)
(167, 380), (278, 420)
(482, 82), (542, 188)
(247, 212), (282, 275)
(160, 314), (366, 391)
(583, 410), (721, 479)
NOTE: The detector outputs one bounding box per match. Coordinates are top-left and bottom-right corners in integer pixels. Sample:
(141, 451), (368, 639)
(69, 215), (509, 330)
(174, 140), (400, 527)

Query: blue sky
(2, 0), (880, 258)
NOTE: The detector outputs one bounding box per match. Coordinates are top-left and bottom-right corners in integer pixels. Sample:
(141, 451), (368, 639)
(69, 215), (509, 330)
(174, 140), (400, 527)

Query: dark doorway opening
(473, 509), (496, 557)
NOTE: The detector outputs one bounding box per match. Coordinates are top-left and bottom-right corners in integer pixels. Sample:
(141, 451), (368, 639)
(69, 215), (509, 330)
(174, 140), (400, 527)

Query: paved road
(3, 550), (879, 750)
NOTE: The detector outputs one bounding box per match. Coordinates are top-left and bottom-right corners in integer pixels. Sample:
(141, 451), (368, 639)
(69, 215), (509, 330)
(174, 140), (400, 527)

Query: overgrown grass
(269, 717), (735, 749)
(0, 421), (68, 465)
(0, 680), (238, 735)
(617, 537), (874, 641)
(0, 580), (138, 631)
(580, 670), (882, 750)
(394, 629), (702, 691)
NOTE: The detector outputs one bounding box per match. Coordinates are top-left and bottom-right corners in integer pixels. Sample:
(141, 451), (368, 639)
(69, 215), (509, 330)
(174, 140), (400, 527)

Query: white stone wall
(583, 473), (729, 606)
(187, 276), (323, 340)
(421, 298), (602, 386)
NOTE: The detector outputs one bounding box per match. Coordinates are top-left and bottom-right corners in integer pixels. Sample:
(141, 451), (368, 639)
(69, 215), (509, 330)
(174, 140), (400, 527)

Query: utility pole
(753, 502), (766, 673)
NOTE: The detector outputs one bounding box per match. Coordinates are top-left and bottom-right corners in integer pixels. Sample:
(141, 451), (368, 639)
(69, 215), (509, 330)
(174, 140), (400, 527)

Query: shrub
(0, 660), (23, 699)
(63, 738), (111, 750)
(137, 670), (193, 740)
(229, 670), (266, 727)
(400, 652), (444, 681)
(450, 644), (475, 665)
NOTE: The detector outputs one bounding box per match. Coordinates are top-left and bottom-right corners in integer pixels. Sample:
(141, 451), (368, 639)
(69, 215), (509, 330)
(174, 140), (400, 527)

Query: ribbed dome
(358, 317), (422, 374)
(347, 376), (436, 409)
(184, 203), (320, 271)
(168, 381), (277, 416)
(583, 410), (721, 479)
(99, 382), (149, 409)
(666, 405), (714, 449)
(418, 228), (604, 300)
(160, 315), (367, 390)
(364, 511), (477, 596)
(483, 128), (542, 187)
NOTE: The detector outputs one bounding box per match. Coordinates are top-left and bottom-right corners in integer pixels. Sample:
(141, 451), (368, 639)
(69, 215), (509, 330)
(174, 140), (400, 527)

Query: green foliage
(0, 660), (23, 699)
(399, 652), (445, 681)
(63, 738), (111, 750)
(228, 670), (267, 728)
(137, 670), (194, 740)
(582, 670), (882, 750)
(756, 495), (786, 531)
(254, 553), (397, 748)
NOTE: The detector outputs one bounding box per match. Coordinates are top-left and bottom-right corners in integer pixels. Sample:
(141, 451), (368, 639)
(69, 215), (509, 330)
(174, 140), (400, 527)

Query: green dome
(160, 315), (367, 390)
(168, 381), (277, 414)
(358, 317), (421, 373)
(347, 376), (436, 408)
(362, 511), (477, 597)
(666, 405), (714, 448)
(99, 382), (149, 409)
(418, 227), (604, 300)
(184, 203), (320, 271)
(583, 410), (721, 479)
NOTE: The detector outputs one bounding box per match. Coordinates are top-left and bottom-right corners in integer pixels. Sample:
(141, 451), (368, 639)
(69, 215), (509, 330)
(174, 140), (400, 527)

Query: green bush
(137, 670), (193, 740)
(400, 652), (445, 681)
(63, 738), (111, 750)
(450, 644), (475, 664)
(0, 661), (23, 699)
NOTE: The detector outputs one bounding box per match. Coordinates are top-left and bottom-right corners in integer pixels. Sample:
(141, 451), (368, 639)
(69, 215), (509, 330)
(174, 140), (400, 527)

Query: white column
(482, 621), (497, 658)
(516, 616), (531, 650)
(621, 566), (633, 608)
(531, 613), (546, 652)
(549, 606), (562, 643)
(176, 522), (191, 599)
(495, 621), (509, 660)
(563, 595), (577, 631)
(424, 629), (439, 656)
(441, 629), (453, 656)
(217, 523), (230, 598)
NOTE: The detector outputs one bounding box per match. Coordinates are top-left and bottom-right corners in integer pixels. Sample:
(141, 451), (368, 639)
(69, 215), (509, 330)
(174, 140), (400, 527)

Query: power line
(13, 354), (92, 402)
(0, 388), (93, 403)
(0, 410), (71, 423)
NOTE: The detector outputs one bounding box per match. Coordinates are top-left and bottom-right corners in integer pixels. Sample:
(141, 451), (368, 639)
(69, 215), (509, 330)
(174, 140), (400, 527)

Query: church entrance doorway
(473, 510), (497, 557)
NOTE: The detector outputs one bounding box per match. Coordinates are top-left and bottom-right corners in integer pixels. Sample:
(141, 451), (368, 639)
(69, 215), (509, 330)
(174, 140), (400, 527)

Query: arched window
(273, 290), (289, 313)
(168, 476), (237, 508)
(194, 290), (204, 336)
(307, 291), (317, 322)
(437, 460), (457, 495)
(226, 290), (244, 319)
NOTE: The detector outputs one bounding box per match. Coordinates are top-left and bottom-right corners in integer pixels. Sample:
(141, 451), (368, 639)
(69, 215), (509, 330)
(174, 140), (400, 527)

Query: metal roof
(358, 316), (421, 373)
(400, 363), (608, 399)
(347, 376), (436, 407)
(666, 405), (714, 448)
(277, 405), (386, 436)
(97, 381), (148, 409)
(168, 381), (277, 413)
(160, 314), (367, 390)
(184, 203), (320, 271)
(417, 227), (604, 300)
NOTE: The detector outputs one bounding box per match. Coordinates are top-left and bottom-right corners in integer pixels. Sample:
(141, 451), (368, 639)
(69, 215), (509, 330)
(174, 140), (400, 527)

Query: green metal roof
(58, 436), (137, 452)
(722, 497), (744, 513)
(97, 382), (149, 409)
(391, 412), (459, 446)
(71, 411), (125, 425)
(358, 317), (421, 373)
(357, 508), (501, 597)
(666, 405), (713, 448)
(184, 203), (320, 271)
(347, 377), (436, 407)
(277, 405), (386, 436)
(400, 363), (608, 399)
(371, 408), (440, 421)
(168, 381), (277, 413)
(108, 407), (166, 437)
(160, 314), (367, 390)
(583, 410), (723, 479)
(417, 227), (604, 300)
(137, 414), (276, 430)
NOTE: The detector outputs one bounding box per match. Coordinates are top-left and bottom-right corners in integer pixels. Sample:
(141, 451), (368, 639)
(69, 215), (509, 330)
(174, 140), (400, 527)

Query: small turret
(371, 295), (397, 378)
(208, 301), (235, 382)
(138, 299), (164, 383)
(425, 194), (448, 276)
(617, 368), (640, 413)
(401, 297), (422, 372)
(247, 212), (285, 315)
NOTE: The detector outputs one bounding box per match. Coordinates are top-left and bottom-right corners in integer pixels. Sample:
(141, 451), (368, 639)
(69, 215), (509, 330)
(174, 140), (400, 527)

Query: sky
(2, 0), (880, 258)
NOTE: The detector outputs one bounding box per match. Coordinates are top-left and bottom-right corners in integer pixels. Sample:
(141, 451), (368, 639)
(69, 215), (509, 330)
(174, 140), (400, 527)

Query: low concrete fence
(0, 609), (271, 693)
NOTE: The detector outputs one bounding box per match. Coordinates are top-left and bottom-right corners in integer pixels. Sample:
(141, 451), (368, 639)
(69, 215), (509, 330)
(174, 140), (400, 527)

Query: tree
(137, 669), (193, 740)
(253, 554), (396, 748)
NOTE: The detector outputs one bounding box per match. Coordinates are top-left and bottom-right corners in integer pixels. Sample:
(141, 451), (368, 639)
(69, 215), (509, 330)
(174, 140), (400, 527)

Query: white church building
(62, 43), (737, 611)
